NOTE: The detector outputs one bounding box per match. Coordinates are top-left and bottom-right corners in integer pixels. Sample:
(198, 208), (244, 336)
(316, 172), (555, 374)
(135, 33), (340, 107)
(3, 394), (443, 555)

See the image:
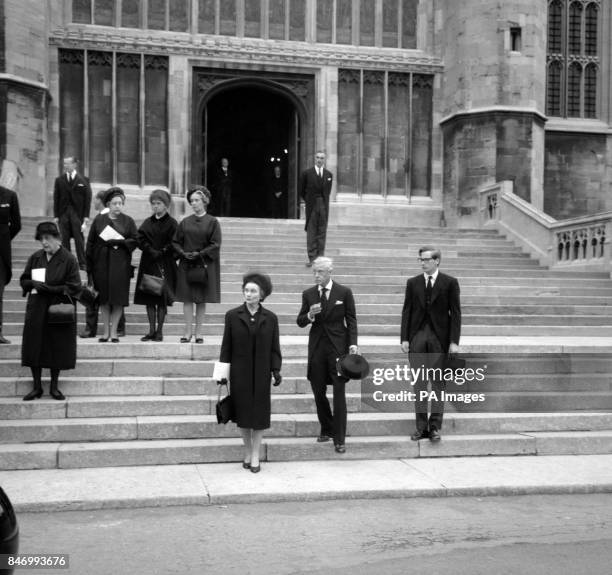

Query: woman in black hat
(172, 186), (221, 343)
(20, 221), (81, 400)
(134, 189), (178, 341)
(219, 272), (282, 473)
(86, 187), (138, 342)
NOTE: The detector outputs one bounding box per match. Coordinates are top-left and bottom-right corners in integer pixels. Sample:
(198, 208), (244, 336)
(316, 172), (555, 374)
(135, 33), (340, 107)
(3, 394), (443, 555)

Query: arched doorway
(200, 84), (303, 218)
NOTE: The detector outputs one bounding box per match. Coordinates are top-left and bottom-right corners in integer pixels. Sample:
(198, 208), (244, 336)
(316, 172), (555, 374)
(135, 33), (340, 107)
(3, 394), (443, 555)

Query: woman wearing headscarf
(172, 186), (221, 343)
(20, 221), (81, 400)
(219, 272), (282, 473)
(134, 189), (178, 341)
(86, 187), (138, 342)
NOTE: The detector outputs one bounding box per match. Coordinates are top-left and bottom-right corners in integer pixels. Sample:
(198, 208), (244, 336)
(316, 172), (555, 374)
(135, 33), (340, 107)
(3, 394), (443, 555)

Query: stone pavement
(1, 454), (611, 512)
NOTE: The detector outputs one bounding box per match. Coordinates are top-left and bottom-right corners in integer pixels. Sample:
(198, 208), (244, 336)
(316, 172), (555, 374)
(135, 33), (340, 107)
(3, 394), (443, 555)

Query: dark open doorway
(203, 86), (298, 218)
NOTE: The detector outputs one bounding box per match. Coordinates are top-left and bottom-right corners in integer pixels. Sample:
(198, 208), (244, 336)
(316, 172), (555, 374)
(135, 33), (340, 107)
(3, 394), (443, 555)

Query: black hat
(149, 188), (171, 207)
(336, 354), (370, 380)
(35, 221), (60, 241)
(242, 272), (273, 301)
(104, 186), (125, 206)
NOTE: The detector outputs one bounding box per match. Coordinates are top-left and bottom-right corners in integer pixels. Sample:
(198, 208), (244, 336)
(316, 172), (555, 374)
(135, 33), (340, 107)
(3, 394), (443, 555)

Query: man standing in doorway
(213, 157), (233, 217)
(0, 182), (21, 344)
(268, 165), (287, 219)
(53, 156), (92, 270)
(297, 257), (358, 453)
(400, 246), (461, 442)
(300, 151), (332, 267)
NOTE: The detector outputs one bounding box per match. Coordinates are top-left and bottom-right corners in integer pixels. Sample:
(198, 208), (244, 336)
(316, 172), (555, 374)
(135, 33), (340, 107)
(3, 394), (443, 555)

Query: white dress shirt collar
(424, 269), (439, 285)
(319, 279), (333, 295)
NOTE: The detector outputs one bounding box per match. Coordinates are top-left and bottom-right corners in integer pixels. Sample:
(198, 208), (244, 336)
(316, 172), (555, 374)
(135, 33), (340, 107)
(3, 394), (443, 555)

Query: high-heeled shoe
(98, 337), (109, 343)
(242, 462), (251, 470)
(195, 337), (204, 344)
(250, 464), (261, 473)
(50, 388), (66, 401)
(23, 389), (43, 401)
(111, 338), (120, 343)
(180, 336), (192, 343)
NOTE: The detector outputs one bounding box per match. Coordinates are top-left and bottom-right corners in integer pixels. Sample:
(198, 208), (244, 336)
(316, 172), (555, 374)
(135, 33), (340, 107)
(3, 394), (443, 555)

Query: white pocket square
(77, 183), (85, 187)
(335, 300), (343, 305)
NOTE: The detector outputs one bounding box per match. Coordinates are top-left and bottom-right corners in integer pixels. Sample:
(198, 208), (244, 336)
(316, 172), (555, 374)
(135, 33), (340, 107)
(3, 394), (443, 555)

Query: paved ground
(2, 455), (612, 512)
(14, 494), (612, 574)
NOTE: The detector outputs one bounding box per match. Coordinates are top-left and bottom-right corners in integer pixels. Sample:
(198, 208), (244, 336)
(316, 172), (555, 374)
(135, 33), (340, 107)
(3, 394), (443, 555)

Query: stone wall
(544, 132), (612, 219)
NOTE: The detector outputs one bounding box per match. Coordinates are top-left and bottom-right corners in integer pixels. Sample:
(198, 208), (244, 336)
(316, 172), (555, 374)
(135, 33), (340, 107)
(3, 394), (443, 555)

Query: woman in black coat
(219, 273), (282, 473)
(20, 221), (81, 401)
(172, 186), (221, 343)
(134, 189), (178, 341)
(86, 187), (138, 342)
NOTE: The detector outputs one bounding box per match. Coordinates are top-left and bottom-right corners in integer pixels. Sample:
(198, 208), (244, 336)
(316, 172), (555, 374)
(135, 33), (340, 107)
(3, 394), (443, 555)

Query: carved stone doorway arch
(192, 68), (314, 218)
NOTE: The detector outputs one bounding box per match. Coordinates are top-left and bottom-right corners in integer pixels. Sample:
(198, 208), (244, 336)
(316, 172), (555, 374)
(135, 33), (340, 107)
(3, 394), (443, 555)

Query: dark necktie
(426, 276), (433, 307)
(320, 287), (328, 312)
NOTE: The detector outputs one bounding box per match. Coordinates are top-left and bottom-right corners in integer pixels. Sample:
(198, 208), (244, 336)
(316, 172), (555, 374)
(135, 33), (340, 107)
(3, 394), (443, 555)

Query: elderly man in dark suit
(0, 184), (21, 343)
(53, 156), (92, 270)
(401, 246), (461, 442)
(300, 151), (333, 267)
(297, 256), (358, 453)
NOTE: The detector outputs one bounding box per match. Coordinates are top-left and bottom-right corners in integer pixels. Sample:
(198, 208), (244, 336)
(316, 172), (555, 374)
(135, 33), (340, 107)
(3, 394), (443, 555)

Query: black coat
(0, 186), (21, 284)
(300, 167), (333, 231)
(86, 212), (138, 306)
(134, 213), (178, 306)
(220, 304), (282, 430)
(296, 281), (357, 380)
(53, 172), (92, 222)
(20, 247), (81, 369)
(400, 272), (461, 353)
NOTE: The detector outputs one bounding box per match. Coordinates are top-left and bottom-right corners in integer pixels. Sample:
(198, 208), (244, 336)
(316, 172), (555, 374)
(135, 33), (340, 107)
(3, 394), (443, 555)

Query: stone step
(3, 322), (612, 337)
(0, 393), (360, 421)
(1, 412), (610, 444)
(2, 430), (612, 469)
(2, 372), (610, 398)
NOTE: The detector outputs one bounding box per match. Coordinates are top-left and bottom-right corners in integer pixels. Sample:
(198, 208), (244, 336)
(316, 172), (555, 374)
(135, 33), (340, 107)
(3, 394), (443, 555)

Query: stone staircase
(1, 217), (611, 470)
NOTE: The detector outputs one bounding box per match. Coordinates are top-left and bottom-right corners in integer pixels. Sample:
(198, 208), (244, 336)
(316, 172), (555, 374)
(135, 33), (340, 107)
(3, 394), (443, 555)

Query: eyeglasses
(417, 257), (434, 263)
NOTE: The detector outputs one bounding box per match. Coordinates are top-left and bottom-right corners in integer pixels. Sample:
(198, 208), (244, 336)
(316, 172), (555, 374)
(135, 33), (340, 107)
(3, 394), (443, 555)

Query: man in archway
(300, 151), (333, 266)
(212, 157), (233, 217)
(268, 165), (287, 218)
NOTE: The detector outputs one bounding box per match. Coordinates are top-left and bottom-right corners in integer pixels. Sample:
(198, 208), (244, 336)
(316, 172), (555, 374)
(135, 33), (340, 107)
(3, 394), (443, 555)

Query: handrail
(479, 181), (611, 272)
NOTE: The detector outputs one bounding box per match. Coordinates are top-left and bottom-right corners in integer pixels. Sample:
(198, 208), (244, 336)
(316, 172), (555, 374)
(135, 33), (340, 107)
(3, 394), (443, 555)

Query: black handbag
(186, 257), (208, 286)
(47, 298), (76, 324)
(216, 382), (234, 424)
(139, 264), (165, 297)
(76, 284), (99, 306)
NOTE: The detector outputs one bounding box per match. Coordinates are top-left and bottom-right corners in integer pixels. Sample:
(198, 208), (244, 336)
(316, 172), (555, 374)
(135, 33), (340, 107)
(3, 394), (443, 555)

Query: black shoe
(141, 333), (155, 341)
(410, 429), (429, 441)
(195, 337), (204, 344)
(50, 389), (66, 401)
(23, 389), (43, 401)
(153, 332), (163, 342)
(250, 465), (261, 473)
(79, 332), (96, 339)
(334, 444), (346, 454)
(98, 337), (109, 343)
(111, 338), (120, 343)
(316, 435), (331, 443)
(429, 428), (441, 442)
(242, 462), (251, 470)
(0, 335), (11, 344)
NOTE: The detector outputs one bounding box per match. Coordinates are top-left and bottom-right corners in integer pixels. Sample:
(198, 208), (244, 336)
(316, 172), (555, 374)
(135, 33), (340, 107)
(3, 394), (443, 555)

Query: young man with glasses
(400, 246), (461, 442)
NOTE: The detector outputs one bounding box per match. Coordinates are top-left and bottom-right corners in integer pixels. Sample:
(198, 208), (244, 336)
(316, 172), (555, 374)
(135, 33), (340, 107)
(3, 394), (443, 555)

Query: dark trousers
(309, 335), (347, 445)
(408, 323), (445, 432)
(306, 197), (327, 262)
(58, 209), (86, 268)
(82, 301), (125, 336)
(220, 192), (231, 217)
(0, 256), (6, 332)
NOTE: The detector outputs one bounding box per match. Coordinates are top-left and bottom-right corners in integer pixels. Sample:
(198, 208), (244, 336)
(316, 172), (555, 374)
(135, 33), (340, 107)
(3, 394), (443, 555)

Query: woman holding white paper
(86, 187), (138, 342)
(20, 221), (81, 400)
(219, 273), (282, 473)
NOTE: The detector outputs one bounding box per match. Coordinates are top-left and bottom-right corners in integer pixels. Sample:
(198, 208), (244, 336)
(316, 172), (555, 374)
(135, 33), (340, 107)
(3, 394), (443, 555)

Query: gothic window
(337, 69), (433, 198)
(58, 49), (169, 187)
(546, 0), (600, 118)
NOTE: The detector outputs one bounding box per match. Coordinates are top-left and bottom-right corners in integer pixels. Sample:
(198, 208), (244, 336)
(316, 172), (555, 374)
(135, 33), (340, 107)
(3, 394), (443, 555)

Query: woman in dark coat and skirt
(219, 273), (282, 473)
(134, 189), (178, 341)
(21, 221), (81, 401)
(86, 187), (138, 342)
(172, 186), (221, 343)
